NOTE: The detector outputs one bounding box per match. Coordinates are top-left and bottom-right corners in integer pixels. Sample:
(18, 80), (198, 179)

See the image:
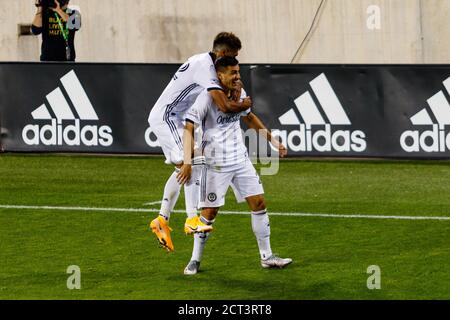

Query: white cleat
(261, 255), (293, 269)
(184, 260), (201, 275)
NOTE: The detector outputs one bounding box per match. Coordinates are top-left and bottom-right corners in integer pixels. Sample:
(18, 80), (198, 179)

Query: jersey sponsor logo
(22, 70), (113, 147)
(216, 114), (241, 125)
(400, 77), (450, 153)
(273, 73), (367, 153)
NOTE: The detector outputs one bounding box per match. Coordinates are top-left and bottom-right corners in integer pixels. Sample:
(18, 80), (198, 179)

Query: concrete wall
(1, 0), (450, 63)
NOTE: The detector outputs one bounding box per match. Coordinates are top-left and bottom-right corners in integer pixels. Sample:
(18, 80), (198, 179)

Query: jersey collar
(209, 52), (217, 63)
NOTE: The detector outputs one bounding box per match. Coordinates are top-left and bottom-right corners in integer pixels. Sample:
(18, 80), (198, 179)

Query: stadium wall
(2, 0), (450, 64)
(1, 62), (449, 159)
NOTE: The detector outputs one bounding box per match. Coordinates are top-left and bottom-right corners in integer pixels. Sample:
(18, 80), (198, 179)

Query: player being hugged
(178, 57), (292, 275)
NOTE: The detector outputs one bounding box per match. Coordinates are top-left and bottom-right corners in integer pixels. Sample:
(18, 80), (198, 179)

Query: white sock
(191, 232), (211, 262)
(199, 215), (215, 226)
(159, 169), (181, 221)
(184, 159), (203, 219)
(191, 213), (214, 262)
(251, 210), (272, 260)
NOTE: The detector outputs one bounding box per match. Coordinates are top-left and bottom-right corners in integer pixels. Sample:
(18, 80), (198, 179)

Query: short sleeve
(185, 91), (211, 125)
(193, 61), (222, 91)
(240, 88), (251, 115)
(31, 25), (43, 35)
(240, 88), (247, 101)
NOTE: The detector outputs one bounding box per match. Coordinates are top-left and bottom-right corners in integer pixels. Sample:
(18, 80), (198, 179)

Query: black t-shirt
(32, 8), (81, 61)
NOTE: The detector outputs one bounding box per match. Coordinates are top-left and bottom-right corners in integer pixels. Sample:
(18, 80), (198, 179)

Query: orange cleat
(184, 216), (213, 235)
(150, 216), (174, 252)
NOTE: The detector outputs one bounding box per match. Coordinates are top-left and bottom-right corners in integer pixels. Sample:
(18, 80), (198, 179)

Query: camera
(35, 0), (69, 9)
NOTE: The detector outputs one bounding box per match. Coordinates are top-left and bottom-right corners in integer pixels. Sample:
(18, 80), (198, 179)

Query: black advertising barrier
(0, 63), (179, 154)
(0, 62), (450, 158)
(250, 65), (450, 158)
(0, 62), (251, 154)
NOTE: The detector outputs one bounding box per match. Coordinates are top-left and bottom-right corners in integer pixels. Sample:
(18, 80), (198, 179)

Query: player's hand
(231, 88), (241, 102)
(271, 139), (287, 158)
(242, 96), (252, 109)
(278, 144), (288, 158)
(177, 164), (192, 185)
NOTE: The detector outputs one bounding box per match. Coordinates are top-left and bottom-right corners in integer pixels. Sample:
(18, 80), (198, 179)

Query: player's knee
(251, 196), (266, 212)
(256, 199), (266, 212)
(201, 208), (219, 221)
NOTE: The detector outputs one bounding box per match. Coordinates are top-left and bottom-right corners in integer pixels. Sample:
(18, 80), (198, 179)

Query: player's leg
(183, 126), (207, 227)
(230, 182), (246, 203)
(247, 196), (292, 268)
(183, 155), (205, 220)
(184, 167), (230, 275)
(150, 138), (183, 227)
(246, 194), (271, 259)
(184, 207), (219, 275)
(233, 160), (292, 268)
(184, 165), (229, 234)
(148, 119), (184, 252)
(159, 166), (182, 221)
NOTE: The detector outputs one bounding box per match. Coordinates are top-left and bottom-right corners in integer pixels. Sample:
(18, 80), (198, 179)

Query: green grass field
(0, 154), (449, 300)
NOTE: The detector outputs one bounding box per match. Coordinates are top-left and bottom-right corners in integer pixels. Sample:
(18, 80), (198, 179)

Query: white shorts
(149, 115), (185, 165)
(149, 111), (204, 165)
(199, 159), (264, 208)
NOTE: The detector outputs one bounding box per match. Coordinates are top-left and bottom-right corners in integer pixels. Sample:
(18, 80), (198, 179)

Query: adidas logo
(400, 77), (450, 153)
(22, 70), (113, 147)
(273, 73), (366, 153)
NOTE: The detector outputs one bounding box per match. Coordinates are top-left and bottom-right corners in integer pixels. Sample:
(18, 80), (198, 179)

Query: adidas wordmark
(274, 73), (367, 153)
(400, 77), (450, 153)
(22, 70), (113, 147)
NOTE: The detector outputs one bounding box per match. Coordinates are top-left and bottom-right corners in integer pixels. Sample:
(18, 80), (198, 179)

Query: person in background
(31, 0), (81, 62)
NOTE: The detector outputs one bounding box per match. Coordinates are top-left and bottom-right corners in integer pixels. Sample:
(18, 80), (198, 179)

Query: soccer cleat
(150, 216), (174, 252)
(184, 260), (201, 275)
(184, 216), (213, 235)
(261, 255), (293, 269)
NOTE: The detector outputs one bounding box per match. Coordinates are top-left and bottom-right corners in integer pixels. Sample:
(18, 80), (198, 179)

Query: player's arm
(177, 121), (195, 185)
(195, 60), (252, 113)
(242, 112), (288, 158)
(209, 89), (252, 113)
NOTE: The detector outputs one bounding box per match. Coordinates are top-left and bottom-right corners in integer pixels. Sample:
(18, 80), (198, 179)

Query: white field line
(0, 205), (450, 221)
(143, 201), (162, 206)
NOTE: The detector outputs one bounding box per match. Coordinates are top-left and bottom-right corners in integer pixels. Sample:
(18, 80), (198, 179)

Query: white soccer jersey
(148, 52), (222, 124)
(186, 88), (250, 170)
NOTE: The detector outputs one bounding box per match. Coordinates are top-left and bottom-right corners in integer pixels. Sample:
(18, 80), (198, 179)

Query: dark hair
(213, 32), (242, 52)
(215, 57), (239, 73)
(38, 0), (69, 8)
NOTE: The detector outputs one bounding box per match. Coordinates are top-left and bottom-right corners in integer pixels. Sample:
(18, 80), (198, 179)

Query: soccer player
(178, 57), (292, 275)
(148, 32), (251, 252)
